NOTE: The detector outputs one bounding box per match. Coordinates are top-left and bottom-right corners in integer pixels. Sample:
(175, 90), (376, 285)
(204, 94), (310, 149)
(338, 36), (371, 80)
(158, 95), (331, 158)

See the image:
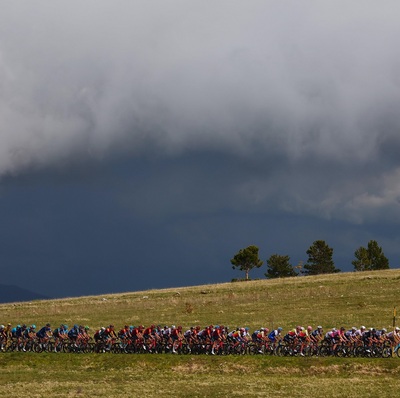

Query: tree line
(231, 240), (390, 280)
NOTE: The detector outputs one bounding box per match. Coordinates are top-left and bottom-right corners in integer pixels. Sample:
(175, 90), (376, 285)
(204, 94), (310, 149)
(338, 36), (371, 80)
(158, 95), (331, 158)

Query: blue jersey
(268, 330), (279, 341)
(68, 328), (79, 339)
(11, 327), (20, 338)
(36, 327), (50, 339)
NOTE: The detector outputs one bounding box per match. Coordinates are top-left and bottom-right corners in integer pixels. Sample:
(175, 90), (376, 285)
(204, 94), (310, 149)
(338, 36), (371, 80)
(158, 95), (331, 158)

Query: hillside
(1, 269), (400, 398)
(0, 284), (49, 304)
(1, 269), (399, 330)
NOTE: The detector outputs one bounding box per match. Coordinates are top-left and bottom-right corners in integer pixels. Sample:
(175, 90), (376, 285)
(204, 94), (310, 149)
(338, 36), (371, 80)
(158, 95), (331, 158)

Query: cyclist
(53, 324), (68, 352)
(310, 326), (323, 344)
(0, 325), (6, 351)
(227, 327), (247, 352)
(171, 325), (184, 354)
(76, 325), (91, 349)
(251, 327), (269, 354)
(104, 324), (118, 344)
(84, 325), (91, 339)
(184, 326), (195, 342)
(118, 325), (131, 340)
(324, 328), (342, 352)
(283, 327), (297, 349)
(343, 327), (357, 345)
(94, 327), (106, 343)
(211, 325), (225, 355)
(386, 327), (400, 350)
(297, 327), (310, 356)
(4, 323), (12, 342)
(251, 328), (262, 343)
(68, 325), (80, 345)
(143, 325), (157, 351)
(362, 328), (372, 344)
(184, 326), (198, 350)
(16, 324), (28, 348)
(268, 327), (283, 346)
(161, 326), (170, 343)
(353, 326), (366, 341)
(130, 325), (144, 348)
(376, 328), (388, 344)
(197, 325), (212, 347)
(22, 325), (36, 352)
(105, 324), (118, 339)
(395, 327), (400, 343)
(36, 323), (52, 347)
(11, 324), (21, 339)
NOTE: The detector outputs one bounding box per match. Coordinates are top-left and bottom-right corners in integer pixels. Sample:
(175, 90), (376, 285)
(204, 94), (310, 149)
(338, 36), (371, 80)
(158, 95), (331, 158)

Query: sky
(1, 1), (400, 298)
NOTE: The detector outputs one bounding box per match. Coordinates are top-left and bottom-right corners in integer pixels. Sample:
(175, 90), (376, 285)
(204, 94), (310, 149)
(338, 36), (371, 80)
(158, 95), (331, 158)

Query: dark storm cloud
(1, 1), (400, 296)
(2, 2), (400, 213)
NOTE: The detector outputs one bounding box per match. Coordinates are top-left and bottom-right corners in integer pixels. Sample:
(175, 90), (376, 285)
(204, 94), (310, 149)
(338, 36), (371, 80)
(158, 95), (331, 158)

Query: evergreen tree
(352, 240), (389, 271)
(265, 254), (297, 279)
(304, 240), (340, 275)
(231, 245), (263, 280)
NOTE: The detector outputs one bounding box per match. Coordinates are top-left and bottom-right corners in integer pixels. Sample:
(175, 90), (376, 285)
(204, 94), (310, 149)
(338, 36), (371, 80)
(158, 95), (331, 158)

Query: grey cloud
(1, 1), (400, 223)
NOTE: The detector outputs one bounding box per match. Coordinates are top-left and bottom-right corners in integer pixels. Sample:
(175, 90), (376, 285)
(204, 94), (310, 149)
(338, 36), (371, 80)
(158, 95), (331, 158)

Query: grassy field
(1, 269), (400, 396)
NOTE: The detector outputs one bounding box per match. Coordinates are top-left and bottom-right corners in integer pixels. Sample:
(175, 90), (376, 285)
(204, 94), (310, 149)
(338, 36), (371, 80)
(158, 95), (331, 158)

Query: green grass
(1, 269), (400, 396)
(1, 354), (400, 397)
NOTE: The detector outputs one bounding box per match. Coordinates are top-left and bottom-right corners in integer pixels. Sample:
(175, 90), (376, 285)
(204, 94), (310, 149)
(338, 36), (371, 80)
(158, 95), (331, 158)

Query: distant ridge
(0, 284), (49, 303)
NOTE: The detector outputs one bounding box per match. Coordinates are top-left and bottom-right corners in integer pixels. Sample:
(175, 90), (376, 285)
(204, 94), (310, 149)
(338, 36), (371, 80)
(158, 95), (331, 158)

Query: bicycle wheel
(247, 344), (258, 355)
(180, 344), (191, 355)
(47, 341), (55, 353)
(334, 345), (345, 357)
(303, 345), (315, 357)
(6, 341), (17, 352)
(275, 344), (287, 357)
(33, 342), (43, 353)
(371, 346), (383, 358)
(354, 345), (365, 357)
(319, 346), (331, 357)
(382, 347), (392, 358)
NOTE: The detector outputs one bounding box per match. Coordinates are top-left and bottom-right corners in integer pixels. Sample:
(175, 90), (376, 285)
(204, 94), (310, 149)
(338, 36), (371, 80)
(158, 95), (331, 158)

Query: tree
(304, 240), (340, 275)
(265, 254), (297, 279)
(352, 246), (371, 271)
(352, 240), (389, 271)
(231, 245), (263, 280)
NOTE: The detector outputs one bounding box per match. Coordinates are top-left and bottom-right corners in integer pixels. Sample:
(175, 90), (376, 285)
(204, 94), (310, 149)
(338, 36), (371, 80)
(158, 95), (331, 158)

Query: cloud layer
(2, 1), (400, 223)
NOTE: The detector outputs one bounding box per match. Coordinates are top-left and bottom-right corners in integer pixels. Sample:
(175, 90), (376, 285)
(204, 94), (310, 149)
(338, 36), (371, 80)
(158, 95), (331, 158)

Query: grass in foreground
(1, 353), (400, 397)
